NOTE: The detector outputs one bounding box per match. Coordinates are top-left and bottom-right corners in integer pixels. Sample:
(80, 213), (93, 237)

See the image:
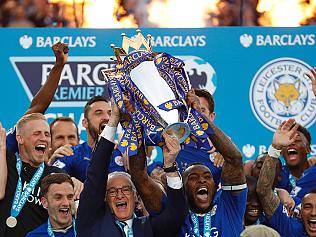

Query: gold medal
(6, 216), (17, 228)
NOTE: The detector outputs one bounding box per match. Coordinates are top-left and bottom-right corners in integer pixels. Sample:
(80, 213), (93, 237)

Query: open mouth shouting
(59, 207), (71, 219)
(307, 219), (316, 234)
(34, 144), (47, 155)
(196, 186), (209, 203)
(115, 201), (128, 211)
(287, 148), (299, 161)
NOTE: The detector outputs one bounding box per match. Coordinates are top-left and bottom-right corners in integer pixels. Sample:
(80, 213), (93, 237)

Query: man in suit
(76, 100), (187, 237)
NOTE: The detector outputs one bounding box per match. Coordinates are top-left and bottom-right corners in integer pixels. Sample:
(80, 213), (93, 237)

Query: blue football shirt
(26, 221), (75, 237)
(53, 142), (125, 182)
(179, 188), (248, 237)
(264, 202), (307, 237)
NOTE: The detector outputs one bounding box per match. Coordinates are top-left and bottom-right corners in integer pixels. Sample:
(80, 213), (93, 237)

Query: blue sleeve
(221, 188), (248, 221)
(266, 202), (305, 236)
(109, 149), (125, 173)
(276, 167), (292, 193)
(6, 127), (18, 153)
(52, 155), (73, 174)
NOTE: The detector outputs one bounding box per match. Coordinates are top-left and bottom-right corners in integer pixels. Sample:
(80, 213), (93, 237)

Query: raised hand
(49, 144), (74, 165)
(108, 98), (120, 127)
(272, 119), (299, 150)
(305, 67), (316, 97)
(52, 42), (69, 67)
(186, 89), (201, 111)
(162, 133), (181, 167)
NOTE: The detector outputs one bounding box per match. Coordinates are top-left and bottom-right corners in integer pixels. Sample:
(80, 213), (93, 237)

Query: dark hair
(41, 173), (74, 197)
(297, 124), (311, 145)
(84, 96), (109, 118)
(49, 116), (79, 141)
(194, 88), (215, 113)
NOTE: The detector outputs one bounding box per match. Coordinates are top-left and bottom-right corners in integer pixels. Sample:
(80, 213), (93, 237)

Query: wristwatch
(163, 162), (179, 173)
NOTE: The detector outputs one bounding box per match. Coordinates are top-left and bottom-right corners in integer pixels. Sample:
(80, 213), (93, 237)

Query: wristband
(163, 162), (179, 173)
(268, 145), (281, 159)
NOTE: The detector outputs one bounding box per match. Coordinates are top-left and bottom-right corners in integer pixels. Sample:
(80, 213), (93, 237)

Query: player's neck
(289, 161), (309, 179)
(87, 134), (96, 148)
(50, 216), (72, 230)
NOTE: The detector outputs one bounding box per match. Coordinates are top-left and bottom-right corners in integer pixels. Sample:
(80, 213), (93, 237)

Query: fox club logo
(181, 56), (217, 94)
(250, 57), (316, 131)
(19, 35), (33, 49)
(240, 34), (253, 48)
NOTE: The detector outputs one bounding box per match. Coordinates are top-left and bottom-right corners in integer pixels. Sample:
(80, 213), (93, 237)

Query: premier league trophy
(102, 29), (213, 155)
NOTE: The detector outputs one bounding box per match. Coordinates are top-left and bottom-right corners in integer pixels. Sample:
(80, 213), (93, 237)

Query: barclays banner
(1, 27), (316, 161)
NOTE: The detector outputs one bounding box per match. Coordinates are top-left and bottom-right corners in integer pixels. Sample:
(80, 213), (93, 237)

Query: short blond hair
(16, 113), (47, 135)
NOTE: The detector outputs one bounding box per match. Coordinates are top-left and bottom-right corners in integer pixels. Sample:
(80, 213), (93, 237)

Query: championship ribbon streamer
(102, 29), (215, 156)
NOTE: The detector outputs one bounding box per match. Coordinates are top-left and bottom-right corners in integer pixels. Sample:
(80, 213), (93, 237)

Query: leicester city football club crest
(250, 57), (316, 131)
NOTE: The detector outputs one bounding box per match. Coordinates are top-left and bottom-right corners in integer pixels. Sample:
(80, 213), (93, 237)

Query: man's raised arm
(25, 42), (68, 115)
(257, 119), (299, 218)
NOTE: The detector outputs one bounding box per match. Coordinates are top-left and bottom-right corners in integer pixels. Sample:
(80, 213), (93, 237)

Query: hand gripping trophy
(102, 29), (213, 156)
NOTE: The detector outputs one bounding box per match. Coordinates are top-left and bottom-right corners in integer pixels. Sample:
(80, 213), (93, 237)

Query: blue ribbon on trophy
(101, 29), (214, 156)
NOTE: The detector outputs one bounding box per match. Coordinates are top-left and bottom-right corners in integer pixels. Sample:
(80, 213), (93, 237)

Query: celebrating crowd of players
(0, 42), (316, 237)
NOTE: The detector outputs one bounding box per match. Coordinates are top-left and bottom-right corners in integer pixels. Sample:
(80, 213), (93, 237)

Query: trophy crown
(110, 29), (152, 63)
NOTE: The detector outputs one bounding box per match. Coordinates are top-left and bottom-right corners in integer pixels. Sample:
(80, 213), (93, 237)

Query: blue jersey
(26, 221), (75, 237)
(264, 203), (306, 237)
(179, 188), (248, 237)
(177, 146), (222, 186)
(291, 165), (316, 203)
(277, 164), (316, 205)
(53, 142), (125, 182)
(6, 127), (18, 153)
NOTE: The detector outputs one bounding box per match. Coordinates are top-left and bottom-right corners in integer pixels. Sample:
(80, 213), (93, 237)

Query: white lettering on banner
(256, 34), (315, 46)
(41, 63), (109, 86)
(152, 35), (206, 47)
(36, 36), (96, 48)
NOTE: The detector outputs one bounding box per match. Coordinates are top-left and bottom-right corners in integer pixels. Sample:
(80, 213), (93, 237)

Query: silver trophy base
(162, 122), (190, 143)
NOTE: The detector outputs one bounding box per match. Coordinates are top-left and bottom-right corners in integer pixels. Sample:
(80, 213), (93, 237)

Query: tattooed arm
(187, 89), (245, 187)
(257, 119), (299, 219)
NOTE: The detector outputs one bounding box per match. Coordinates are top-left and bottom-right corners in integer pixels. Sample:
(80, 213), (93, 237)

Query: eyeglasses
(106, 185), (134, 197)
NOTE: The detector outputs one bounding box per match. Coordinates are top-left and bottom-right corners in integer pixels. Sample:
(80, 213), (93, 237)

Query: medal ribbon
(11, 154), (44, 218)
(47, 218), (76, 237)
(190, 211), (212, 237)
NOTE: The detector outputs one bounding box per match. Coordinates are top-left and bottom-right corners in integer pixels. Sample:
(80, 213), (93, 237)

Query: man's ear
(16, 134), (24, 145)
(209, 112), (216, 122)
(41, 196), (48, 209)
(82, 118), (88, 129)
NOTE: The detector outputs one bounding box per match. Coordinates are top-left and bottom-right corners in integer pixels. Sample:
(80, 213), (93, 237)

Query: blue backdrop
(1, 27), (316, 161)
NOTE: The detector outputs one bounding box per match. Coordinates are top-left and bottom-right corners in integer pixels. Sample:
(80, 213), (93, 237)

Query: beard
(87, 119), (108, 142)
(87, 122), (100, 142)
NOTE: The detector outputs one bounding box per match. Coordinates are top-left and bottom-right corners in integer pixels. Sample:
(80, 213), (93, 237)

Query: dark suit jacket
(76, 137), (187, 237)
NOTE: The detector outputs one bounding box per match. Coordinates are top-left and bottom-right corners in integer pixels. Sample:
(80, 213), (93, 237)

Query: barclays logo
(180, 56), (217, 95)
(19, 35), (33, 49)
(242, 144), (255, 158)
(240, 34), (253, 48)
(249, 57), (316, 131)
(19, 35), (96, 49)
